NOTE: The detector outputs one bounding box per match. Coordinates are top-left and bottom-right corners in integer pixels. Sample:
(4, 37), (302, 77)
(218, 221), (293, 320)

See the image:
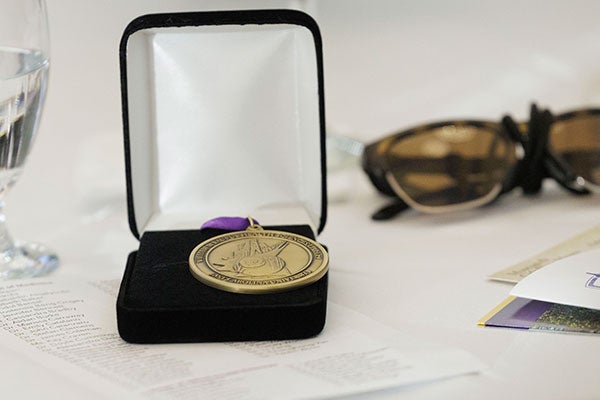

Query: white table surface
(3, 1), (600, 399)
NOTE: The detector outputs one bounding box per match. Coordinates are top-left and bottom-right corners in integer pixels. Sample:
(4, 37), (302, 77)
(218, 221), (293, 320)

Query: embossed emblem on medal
(189, 222), (329, 294)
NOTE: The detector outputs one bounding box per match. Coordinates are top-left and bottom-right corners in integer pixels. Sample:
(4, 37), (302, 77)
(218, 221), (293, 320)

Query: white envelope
(510, 248), (600, 311)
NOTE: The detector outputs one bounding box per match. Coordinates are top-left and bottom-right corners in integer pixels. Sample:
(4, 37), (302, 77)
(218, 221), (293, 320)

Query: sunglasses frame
(363, 105), (600, 220)
(545, 108), (600, 194)
(363, 119), (521, 214)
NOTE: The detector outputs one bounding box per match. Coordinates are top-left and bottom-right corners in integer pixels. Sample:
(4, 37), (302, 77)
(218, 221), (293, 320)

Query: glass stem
(0, 200), (15, 254)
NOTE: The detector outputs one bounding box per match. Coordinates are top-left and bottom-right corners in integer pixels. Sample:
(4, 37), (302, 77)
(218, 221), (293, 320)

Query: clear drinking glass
(0, 0), (58, 279)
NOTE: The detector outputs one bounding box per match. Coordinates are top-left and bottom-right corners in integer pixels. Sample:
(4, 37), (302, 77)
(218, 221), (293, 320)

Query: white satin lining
(126, 24), (322, 234)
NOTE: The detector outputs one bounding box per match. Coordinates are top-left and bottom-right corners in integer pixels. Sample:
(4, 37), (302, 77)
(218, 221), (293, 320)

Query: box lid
(120, 10), (327, 240)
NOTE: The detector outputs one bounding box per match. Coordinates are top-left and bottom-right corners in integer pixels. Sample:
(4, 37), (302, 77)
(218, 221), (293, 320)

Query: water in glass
(0, 47), (48, 195)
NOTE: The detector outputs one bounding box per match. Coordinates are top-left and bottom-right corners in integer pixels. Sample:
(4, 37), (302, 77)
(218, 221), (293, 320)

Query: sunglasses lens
(549, 113), (600, 186)
(385, 124), (517, 210)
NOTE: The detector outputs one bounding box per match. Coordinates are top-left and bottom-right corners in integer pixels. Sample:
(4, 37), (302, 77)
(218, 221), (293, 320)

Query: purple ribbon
(200, 216), (258, 231)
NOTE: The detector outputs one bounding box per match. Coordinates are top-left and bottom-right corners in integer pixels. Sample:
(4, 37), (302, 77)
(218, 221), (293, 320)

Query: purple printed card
(479, 296), (600, 334)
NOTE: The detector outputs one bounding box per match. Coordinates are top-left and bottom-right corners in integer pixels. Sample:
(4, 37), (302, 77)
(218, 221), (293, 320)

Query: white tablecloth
(3, 1), (600, 398)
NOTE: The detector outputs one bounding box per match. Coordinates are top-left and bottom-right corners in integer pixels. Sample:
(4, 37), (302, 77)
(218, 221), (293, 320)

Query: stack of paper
(481, 240), (600, 334)
(0, 276), (484, 399)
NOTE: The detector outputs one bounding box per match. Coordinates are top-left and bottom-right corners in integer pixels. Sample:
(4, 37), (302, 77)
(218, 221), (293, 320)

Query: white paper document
(489, 224), (600, 283)
(0, 276), (483, 399)
(511, 248), (600, 311)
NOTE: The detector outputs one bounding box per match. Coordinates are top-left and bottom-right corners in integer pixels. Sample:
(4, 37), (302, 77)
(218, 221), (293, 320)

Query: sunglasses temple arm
(503, 110), (589, 196)
(502, 112), (554, 194)
(523, 107), (550, 194)
(500, 116), (526, 193)
(529, 105), (589, 194)
(533, 105), (589, 195)
(371, 200), (411, 220)
(361, 144), (398, 197)
(544, 157), (589, 195)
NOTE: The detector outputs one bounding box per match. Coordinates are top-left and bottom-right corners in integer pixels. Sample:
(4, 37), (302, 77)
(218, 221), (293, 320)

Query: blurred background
(11, 0), (600, 265)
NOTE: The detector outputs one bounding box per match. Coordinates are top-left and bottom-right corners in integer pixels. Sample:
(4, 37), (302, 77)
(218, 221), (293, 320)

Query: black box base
(117, 225), (328, 343)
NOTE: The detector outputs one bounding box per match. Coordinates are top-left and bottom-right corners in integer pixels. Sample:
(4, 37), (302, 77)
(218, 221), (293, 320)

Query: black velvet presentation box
(117, 10), (328, 343)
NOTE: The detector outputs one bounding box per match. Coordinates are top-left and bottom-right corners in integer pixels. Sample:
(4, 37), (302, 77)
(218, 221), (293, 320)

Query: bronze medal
(189, 219), (329, 294)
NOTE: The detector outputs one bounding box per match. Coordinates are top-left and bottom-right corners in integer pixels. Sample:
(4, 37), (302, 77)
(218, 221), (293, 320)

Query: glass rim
(0, 0), (49, 56)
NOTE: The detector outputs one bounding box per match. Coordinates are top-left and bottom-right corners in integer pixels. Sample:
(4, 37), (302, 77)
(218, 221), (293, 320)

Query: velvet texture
(117, 225), (328, 343)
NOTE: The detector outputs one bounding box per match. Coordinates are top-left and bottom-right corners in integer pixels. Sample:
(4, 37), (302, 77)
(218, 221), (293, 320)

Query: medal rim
(188, 228), (329, 294)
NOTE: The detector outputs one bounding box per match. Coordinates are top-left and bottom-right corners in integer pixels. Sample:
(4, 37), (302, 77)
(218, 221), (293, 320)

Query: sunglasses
(362, 104), (600, 220)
